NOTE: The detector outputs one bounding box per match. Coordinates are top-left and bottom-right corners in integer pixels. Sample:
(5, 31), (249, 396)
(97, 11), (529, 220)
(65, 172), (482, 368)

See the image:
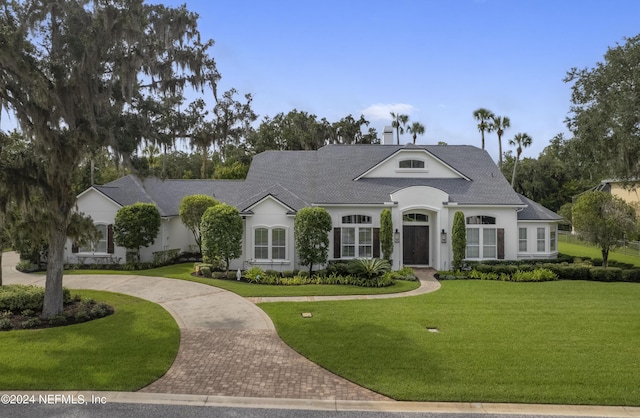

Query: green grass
(64, 263), (421, 297)
(0, 290), (180, 391)
(260, 280), (640, 405)
(559, 241), (640, 267)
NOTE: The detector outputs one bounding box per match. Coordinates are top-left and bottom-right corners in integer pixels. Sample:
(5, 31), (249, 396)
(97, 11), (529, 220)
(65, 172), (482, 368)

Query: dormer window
(398, 159), (425, 169)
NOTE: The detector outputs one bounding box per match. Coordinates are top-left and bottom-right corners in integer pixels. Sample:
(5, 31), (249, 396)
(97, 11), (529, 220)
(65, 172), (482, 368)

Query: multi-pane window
(483, 228), (497, 258)
(403, 213), (428, 222)
(272, 228), (286, 259)
(79, 224), (107, 253)
(399, 159), (425, 169)
(550, 227), (557, 252)
(537, 227), (546, 252)
(255, 228), (269, 259)
(519, 228), (527, 252)
(466, 216), (496, 259)
(341, 214), (373, 258)
(254, 227), (287, 260)
(466, 228), (480, 258)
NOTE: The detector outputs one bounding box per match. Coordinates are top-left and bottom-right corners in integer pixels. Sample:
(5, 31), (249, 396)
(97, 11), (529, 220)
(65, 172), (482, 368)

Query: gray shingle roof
(517, 194), (563, 221)
(91, 144), (556, 221)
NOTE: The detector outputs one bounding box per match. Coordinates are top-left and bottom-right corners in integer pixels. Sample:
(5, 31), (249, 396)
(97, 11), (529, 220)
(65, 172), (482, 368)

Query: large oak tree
(0, 0), (219, 317)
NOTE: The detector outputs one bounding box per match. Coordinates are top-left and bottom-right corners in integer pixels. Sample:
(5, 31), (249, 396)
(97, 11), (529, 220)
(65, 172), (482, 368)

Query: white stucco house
(66, 141), (562, 271)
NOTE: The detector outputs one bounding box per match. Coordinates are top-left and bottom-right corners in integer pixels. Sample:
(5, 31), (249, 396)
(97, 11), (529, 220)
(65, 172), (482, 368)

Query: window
(254, 227), (287, 260)
(550, 227), (557, 252)
(255, 228), (269, 259)
(483, 228), (497, 258)
(342, 215), (371, 224)
(466, 228), (480, 258)
(537, 227), (546, 252)
(79, 224), (108, 253)
(519, 228), (527, 252)
(272, 228), (286, 259)
(466, 216), (496, 225)
(403, 213), (429, 222)
(339, 214), (374, 258)
(466, 216), (497, 259)
(399, 159), (425, 169)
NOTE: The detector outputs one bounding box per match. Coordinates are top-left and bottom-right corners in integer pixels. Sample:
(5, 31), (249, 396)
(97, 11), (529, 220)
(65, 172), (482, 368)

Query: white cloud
(361, 103), (416, 121)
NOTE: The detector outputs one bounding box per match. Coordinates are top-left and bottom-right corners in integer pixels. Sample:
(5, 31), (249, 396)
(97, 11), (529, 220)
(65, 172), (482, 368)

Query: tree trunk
(511, 158), (519, 186)
(42, 225), (67, 318)
(0, 250), (3, 286)
(602, 248), (609, 268)
(498, 133), (503, 168)
(308, 263), (313, 277)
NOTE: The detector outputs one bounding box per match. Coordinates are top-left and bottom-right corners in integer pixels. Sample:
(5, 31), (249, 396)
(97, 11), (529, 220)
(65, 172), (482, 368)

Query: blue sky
(3, 1), (638, 163)
(156, 0), (640, 161)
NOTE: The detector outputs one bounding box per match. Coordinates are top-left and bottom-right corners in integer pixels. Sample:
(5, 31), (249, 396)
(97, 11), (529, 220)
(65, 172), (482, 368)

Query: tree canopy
(179, 194), (219, 254)
(0, 0), (220, 316)
(200, 203), (243, 271)
(294, 207), (332, 276)
(572, 191), (637, 267)
(113, 203), (161, 263)
(565, 34), (640, 181)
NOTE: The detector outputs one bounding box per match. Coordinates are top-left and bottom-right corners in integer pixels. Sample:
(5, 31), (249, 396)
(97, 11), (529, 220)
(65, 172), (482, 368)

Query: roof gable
(355, 147), (469, 180)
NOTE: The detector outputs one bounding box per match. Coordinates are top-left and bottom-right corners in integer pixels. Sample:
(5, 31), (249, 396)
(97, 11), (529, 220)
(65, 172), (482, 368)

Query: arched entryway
(402, 211), (430, 265)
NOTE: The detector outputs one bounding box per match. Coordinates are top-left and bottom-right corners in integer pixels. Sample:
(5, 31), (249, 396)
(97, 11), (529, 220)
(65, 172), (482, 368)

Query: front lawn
(260, 280), (640, 405)
(559, 241), (640, 267)
(0, 290), (179, 391)
(64, 263), (421, 297)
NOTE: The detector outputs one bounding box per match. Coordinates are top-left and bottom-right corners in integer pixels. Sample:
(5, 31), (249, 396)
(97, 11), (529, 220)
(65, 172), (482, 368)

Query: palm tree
(407, 122), (426, 144)
(508, 132), (533, 186)
(473, 108), (495, 150)
(490, 115), (511, 168)
(390, 112), (409, 145)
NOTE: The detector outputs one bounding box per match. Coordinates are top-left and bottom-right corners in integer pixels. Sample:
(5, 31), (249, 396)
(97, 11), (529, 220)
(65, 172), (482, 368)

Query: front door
(402, 225), (429, 265)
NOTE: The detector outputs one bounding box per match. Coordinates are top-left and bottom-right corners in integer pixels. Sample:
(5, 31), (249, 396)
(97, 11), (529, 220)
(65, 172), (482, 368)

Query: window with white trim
(519, 228), (527, 252)
(398, 159), (425, 169)
(550, 227), (557, 252)
(537, 227), (546, 252)
(79, 224), (108, 253)
(466, 216), (497, 259)
(340, 215), (372, 258)
(254, 227), (287, 260)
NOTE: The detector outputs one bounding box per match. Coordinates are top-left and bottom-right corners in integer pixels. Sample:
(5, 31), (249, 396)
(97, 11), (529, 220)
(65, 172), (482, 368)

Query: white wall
(242, 197), (295, 272)
(362, 149), (462, 179)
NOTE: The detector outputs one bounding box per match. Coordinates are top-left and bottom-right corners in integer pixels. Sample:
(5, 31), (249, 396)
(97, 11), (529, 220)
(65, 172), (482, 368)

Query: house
(66, 140), (562, 271)
(592, 179), (640, 215)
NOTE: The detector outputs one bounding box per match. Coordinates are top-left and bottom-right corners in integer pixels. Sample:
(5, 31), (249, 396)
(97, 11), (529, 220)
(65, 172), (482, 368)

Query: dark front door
(402, 225), (429, 265)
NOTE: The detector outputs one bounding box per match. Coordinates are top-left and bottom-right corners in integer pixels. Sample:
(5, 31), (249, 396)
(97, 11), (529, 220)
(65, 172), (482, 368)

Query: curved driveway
(2, 252), (407, 400)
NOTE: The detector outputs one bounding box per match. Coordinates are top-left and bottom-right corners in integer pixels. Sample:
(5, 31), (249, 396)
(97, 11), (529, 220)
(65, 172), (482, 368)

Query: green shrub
(0, 318), (12, 330)
(348, 258), (391, 279)
(0, 285), (71, 312)
(621, 268), (640, 282)
(244, 266), (265, 283)
(21, 309), (35, 317)
(152, 248), (180, 266)
(212, 271), (226, 280)
(282, 270), (295, 278)
(74, 311), (89, 322)
(298, 270), (309, 278)
(327, 261), (350, 276)
(468, 270), (499, 280)
(48, 315), (68, 327)
(226, 271), (237, 280)
(199, 266), (212, 278)
(391, 267), (418, 281)
(15, 260), (33, 272)
(89, 302), (110, 318)
(589, 267), (622, 282)
(435, 270), (468, 280)
(264, 269), (281, 278)
(20, 318), (42, 329)
(510, 268), (558, 282)
(314, 269), (328, 278)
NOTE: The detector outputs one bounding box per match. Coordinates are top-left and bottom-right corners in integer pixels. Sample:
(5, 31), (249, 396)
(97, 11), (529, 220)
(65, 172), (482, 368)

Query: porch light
(441, 229), (447, 243)
(394, 228), (400, 243)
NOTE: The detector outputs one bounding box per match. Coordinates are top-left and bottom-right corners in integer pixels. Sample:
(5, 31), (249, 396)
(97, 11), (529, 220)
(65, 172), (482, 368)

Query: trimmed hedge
(0, 285), (71, 312)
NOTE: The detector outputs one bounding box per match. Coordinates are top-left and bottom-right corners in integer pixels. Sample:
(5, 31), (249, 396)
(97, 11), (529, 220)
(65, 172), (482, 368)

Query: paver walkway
(2, 252), (439, 400)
